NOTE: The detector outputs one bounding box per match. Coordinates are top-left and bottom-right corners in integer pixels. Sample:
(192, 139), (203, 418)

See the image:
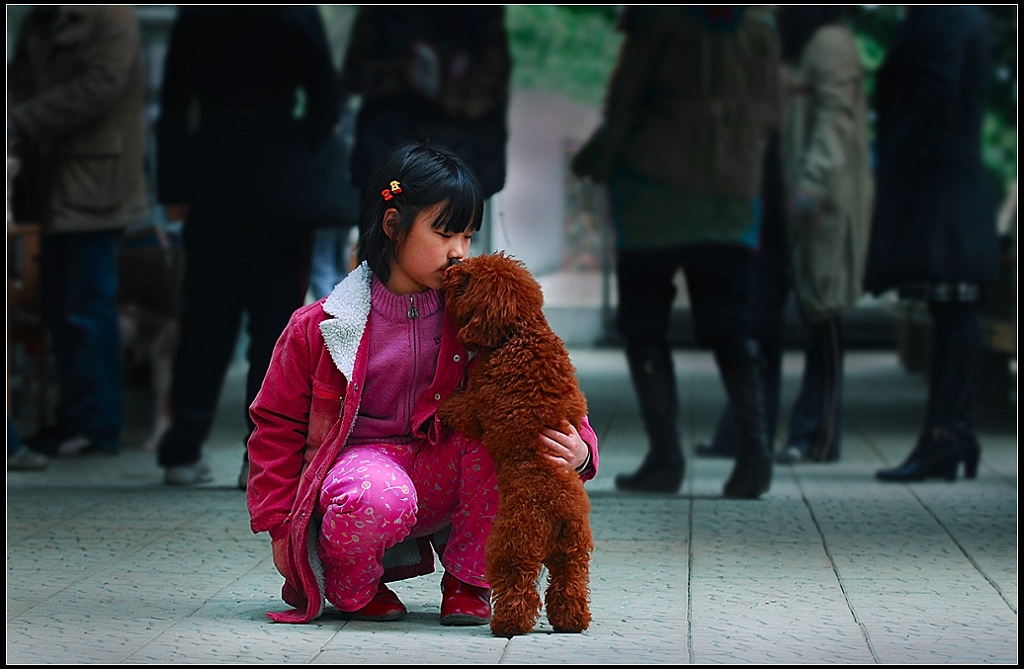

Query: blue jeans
(40, 229), (123, 452)
(309, 227), (351, 300)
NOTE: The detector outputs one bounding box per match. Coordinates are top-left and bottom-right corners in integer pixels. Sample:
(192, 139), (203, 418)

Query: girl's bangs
(431, 181), (483, 233)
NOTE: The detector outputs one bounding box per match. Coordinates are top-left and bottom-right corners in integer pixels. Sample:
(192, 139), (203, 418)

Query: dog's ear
(449, 253), (546, 351)
(458, 313), (506, 350)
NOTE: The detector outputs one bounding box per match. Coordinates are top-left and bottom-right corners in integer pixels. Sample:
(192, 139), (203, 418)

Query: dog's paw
(489, 616), (534, 638)
(546, 600), (591, 633)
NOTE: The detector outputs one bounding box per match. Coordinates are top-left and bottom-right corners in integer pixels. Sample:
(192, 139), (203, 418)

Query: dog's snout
(448, 257), (463, 267)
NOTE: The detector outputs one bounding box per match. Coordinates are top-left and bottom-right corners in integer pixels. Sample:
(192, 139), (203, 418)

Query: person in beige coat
(8, 5), (147, 456)
(778, 6), (872, 463)
(697, 6), (872, 464)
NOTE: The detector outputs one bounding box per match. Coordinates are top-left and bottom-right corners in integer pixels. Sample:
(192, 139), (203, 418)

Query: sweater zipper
(407, 294), (419, 319)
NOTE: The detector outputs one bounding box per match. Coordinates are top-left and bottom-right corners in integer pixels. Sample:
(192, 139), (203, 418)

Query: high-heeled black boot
(954, 419), (980, 479)
(886, 301), (982, 483)
(875, 428), (960, 482)
(715, 339), (772, 499)
(615, 342), (685, 493)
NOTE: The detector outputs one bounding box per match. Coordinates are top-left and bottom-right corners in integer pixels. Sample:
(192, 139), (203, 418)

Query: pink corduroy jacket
(246, 262), (599, 623)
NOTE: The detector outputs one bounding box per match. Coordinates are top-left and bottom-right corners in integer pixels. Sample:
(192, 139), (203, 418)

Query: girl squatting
(246, 142), (600, 624)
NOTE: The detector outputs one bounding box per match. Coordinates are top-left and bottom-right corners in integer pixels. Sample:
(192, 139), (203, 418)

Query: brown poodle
(438, 252), (593, 638)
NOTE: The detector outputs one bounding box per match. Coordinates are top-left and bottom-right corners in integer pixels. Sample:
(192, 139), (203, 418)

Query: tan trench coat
(780, 24), (872, 320)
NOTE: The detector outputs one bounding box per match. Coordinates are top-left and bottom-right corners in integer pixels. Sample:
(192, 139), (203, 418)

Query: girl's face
(384, 202), (474, 294)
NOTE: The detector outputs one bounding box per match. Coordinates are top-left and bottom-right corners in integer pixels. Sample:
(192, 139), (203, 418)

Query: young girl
(246, 142), (600, 625)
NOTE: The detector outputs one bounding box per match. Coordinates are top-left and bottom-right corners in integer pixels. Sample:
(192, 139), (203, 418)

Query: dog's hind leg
(486, 520), (544, 637)
(543, 519), (593, 633)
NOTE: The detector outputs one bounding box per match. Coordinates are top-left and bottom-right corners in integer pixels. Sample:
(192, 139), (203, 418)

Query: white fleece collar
(319, 261), (372, 379)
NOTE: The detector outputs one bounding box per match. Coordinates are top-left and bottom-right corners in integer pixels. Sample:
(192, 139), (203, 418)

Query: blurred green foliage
(505, 5), (623, 106)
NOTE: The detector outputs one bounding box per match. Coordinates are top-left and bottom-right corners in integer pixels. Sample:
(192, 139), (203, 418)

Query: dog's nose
(448, 258), (462, 267)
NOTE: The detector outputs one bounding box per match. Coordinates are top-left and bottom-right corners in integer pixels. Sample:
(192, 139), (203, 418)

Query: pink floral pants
(315, 433), (497, 612)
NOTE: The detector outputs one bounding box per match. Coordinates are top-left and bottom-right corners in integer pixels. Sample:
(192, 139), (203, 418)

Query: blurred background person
(572, 6), (781, 499)
(697, 5), (872, 465)
(154, 6), (341, 487)
(340, 5), (511, 252)
(866, 6), (999, 483)
(8, 5), (147, 457)
(8, 417), (48, 471)
(7, 145), (48, 472)
(306, 96), (361, 300)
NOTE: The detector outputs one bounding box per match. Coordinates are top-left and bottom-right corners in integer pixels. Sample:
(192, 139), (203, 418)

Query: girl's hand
(271, 528), (295, 585)
(165, 203), (190, 223)
(788, 188), (826, 227)
(539, 420), (591, 473)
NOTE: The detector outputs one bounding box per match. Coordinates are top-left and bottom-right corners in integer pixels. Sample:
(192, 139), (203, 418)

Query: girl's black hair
(357, 142), (484, 284)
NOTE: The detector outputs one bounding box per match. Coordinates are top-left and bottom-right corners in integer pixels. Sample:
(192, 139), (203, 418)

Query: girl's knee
(321, 457), (419, 537)
(325, 477), (417, 518)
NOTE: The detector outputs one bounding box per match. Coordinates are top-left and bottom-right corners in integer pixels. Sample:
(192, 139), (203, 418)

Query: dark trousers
(617, 243), (756, 349)
(157, 214), (311, 468)
(40, 229), (124, 452)
(616, 243), (769, 481)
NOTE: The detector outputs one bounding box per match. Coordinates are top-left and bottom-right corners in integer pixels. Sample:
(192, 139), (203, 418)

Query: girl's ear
(382, 208), (400, 240)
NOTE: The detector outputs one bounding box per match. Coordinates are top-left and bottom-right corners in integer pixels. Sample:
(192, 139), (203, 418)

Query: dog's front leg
(437, 391), (484, 440)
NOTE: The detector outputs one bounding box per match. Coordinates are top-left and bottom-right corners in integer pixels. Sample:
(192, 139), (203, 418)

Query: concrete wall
(490, 88), (603, 276)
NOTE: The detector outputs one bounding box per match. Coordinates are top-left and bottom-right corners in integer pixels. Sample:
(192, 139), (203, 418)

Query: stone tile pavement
(6, 349), (1017, 664)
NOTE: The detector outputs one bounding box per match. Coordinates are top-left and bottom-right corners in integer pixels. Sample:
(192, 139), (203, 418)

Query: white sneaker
(775, 445), (807, 465)
(164, 458), (213, 485)
(57, 435), (92, 456)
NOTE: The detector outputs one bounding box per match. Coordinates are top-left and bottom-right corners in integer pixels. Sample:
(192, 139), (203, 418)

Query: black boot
(616, 342), (685, 493)
(931, 303), (982, 480)
(876, 427), (960, 482)
(878, 302), (983, 484)
(699, 331), (783, 463)
(715, 339), (773, 499)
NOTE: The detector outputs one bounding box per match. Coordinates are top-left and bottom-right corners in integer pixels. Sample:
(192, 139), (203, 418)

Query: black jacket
(864, 6), (998, 294)
(156, 6), (341, 224)
(341, 7), (511, 199)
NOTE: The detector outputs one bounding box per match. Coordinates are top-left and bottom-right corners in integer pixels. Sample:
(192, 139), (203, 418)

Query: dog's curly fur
(438, 252), (593, 638)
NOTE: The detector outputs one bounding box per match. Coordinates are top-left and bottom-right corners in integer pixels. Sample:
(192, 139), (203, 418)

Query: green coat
(572, 6), (781, 249)
(780, 24), (872, 320)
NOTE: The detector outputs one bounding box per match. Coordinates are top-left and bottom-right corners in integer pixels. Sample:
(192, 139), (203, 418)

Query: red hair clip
(381, 180), (402, 201)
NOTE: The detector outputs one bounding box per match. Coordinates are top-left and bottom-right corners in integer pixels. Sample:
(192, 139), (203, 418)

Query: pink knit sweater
(347, 277), (445, 445)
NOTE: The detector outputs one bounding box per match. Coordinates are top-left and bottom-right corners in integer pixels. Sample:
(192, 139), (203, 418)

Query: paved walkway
(6, 348), (1017, 664)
